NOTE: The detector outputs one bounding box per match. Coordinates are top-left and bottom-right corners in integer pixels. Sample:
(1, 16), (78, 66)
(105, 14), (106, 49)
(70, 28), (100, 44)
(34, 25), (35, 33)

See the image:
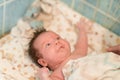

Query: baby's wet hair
(28, 27), (46, 68)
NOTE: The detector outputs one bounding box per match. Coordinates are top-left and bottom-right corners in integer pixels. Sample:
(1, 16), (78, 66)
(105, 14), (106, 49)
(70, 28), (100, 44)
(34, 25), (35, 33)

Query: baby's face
(33, 31), (71, 68)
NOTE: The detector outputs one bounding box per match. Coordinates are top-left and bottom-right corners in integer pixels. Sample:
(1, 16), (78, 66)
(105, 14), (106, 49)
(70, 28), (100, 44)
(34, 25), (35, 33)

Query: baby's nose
(55, 40), (60, 45)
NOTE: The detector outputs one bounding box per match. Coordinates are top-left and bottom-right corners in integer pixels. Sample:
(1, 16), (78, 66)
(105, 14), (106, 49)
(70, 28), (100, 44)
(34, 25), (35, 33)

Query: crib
(0, 0), (120, 80)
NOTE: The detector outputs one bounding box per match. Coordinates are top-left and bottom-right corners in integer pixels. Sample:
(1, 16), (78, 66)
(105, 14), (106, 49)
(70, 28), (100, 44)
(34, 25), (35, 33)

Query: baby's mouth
(58, 45), (65, 50)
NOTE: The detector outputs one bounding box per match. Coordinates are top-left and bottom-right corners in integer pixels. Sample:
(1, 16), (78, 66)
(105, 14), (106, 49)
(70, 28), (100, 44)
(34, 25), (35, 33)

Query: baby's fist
(36, 67), (50, 80)
(76, 17), (93, 32)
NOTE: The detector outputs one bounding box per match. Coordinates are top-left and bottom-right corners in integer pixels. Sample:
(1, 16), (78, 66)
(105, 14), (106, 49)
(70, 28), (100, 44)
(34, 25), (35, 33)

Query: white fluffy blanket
(62, 52), (120, 80)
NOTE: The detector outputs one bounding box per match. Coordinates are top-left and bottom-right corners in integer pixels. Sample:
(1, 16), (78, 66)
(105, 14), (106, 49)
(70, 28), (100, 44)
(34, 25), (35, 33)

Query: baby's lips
(58, 44), (64, 50)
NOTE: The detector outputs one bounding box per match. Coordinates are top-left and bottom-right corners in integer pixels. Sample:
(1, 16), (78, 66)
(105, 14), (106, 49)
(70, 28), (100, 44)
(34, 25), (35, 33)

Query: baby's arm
(73, 18), (88, 57)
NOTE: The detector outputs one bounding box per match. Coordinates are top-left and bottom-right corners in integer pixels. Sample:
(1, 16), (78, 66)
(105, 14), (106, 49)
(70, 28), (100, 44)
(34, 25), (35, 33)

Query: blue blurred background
(0, 0), (120, 37)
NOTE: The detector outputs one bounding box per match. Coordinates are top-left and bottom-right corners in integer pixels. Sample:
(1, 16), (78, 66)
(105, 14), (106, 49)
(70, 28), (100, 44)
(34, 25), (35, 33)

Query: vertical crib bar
(92, 0), (100, 21)
(2, 0), (6, 36)
(116, 14), (120, 21)
(113, 1), (120, 18)
(79, 0), (84, 15)
(71, 0), (75, 9)
(103, 0), (113, 28)
(1, 0), (15, 37)
(106, 1), (120, 28)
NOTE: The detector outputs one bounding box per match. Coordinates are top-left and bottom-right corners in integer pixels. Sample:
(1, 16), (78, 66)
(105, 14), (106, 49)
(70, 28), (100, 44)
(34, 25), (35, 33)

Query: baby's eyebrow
(56, 35), (60, 37)
(41, 39), (50, 46)
(42, 38), (52, 45)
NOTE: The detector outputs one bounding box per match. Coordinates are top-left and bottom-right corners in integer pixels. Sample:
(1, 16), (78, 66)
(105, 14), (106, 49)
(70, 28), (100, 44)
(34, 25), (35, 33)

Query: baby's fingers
(107, 45), (120, 52)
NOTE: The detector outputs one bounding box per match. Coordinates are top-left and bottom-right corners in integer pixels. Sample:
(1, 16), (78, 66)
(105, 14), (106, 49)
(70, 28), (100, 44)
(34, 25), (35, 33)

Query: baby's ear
(38, 58), (48, 67)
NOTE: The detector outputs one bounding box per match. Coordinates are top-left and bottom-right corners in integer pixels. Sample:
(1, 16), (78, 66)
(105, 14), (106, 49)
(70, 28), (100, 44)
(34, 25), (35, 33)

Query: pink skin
(34, 18), (89, 80)
(33, 31), (71, 70)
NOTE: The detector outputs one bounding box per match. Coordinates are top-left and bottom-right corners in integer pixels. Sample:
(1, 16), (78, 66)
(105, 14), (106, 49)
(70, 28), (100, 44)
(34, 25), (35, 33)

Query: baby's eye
(57, 37), (60, 40)
(46, 43), (51, 47)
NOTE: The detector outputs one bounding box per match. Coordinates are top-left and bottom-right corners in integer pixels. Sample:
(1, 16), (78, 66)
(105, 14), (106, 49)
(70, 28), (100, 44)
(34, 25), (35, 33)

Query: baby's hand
(107, 45), (120, 55)
(36, 67), (50, 80)
(76, 17), (93, 32)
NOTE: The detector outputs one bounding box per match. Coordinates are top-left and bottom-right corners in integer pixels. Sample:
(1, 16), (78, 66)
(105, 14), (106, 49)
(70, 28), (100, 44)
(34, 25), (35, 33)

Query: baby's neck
(50, 56), (71, 80)
(54, 56), (71, 71)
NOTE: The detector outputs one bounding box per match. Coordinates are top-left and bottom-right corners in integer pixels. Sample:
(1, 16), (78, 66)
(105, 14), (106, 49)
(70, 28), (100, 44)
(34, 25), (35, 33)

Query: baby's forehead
(36, 31), (59, 41)
(33, 31), (59, 48)
(43, 31), (59, 37)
